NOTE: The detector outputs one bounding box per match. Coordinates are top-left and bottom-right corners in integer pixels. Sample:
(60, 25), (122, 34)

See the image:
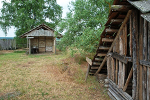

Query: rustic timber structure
(20, 24), (57, 54)
(86, 0), (150, 99)
(0, 37), (16, 50)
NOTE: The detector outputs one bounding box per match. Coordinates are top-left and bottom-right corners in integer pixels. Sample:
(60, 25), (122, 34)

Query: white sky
(0, 0), (74, 37)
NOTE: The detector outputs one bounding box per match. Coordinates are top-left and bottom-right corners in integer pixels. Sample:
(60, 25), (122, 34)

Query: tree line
(0, 0), (112, 52)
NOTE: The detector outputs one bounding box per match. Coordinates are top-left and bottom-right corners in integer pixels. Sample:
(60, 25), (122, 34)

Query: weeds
(0, 50), (110, 100)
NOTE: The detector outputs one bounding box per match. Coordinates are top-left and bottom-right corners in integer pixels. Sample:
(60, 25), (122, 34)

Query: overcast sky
(0, 0), (74, 37)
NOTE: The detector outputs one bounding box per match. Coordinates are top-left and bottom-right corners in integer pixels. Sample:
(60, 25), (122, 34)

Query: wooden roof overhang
(20, 24), (55, 38)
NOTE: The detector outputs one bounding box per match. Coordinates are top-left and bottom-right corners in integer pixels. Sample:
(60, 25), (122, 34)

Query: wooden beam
(105, 29), (118, 33)
(102, 38), (114, 42)
(85, 64), (90, 82)
(139, 15), (144, 100)
(97, 53), (107, 57)
(111, 5), (132, 12)
(99, 46), (110, 50)
(95, 10), (132, 75)
(123, 67), (133, 91)
(95, 58), (103, 61)
(86, 57), (92, 66)
(140, 60), (150, 68)
(108, 52), (132, 64)
(93, 62), (101, 65)
(111, 19), (124, 23)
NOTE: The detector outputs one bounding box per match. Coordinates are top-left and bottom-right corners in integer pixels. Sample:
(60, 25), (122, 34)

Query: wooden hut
(20, 24), (57, 54)
(86, 0), (150, 99)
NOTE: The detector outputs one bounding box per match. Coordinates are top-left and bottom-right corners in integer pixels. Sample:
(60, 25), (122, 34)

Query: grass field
(0, 50), (110, 100)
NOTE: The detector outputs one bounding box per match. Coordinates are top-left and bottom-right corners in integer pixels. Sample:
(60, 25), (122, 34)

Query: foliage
(56, 0), (113, 53)
(0, 0), (62, 47)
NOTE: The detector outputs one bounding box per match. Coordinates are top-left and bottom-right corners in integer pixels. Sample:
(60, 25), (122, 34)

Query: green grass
(0, 51), (110, 100)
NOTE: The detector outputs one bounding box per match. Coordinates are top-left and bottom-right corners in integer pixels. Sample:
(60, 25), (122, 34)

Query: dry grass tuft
(0, 50), (110, 100)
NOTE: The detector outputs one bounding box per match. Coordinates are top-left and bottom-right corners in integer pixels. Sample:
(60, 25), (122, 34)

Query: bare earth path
(0, 50), (110, 100)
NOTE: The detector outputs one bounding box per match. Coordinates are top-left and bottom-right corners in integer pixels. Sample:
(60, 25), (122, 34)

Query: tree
(0, 0), (62, 48)
(56, 0), (113, 52)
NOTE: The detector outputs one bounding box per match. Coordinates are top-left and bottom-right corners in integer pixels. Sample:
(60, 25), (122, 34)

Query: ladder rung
(99, 46), (110, 50)
(97, 53), (107, 57)
(93, 62), (101, 65)
(95, 58), (103, 61)
(102, 38), (114, 42)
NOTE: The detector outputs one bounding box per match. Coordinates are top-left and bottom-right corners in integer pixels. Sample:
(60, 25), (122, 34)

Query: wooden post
(107, 57), (111, 79)
(54, 38), (56, 54)
(85, 64), (90, 82)
(118, 30), (124, 89)
(132, 10), (139, 100)
(142, 19), (148, 100)
(29, 39), (31, 55)
(148, 22), (150, 100)
(139, 15), (144, 100)
(27, 36), (28, 48)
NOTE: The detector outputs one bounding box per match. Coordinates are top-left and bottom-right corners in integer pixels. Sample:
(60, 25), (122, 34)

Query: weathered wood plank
(148, 22), (150, 100)
(111, 5), (132, 12)
(111, 19), (124, 23)
(93, 62), (101, 66)
(95, 58), (103, 61)
(139, 15), (144, 100)
(97, 53), (107, 57)
(118, 30), (124, 89)
(124, 24), (127, 55)
(108, 52), (128, 64)
(130, 15), (133, 57)
(107, 57), (111, 79)
(132, 11), (138, 100)
(102, 38), (114, 42)
(105, 29), (118, 33)
(99, 46), (110, 50)
(123, 67), (133, 91)
(85, 64), (91, 82)
(140, 60), (150, 68)
(111, 57), (115, 81)
(143, 19), (148, 100)
(95, 10), (132, 75)
(116, 60), (118, 84)
(86, 57), (92, 66)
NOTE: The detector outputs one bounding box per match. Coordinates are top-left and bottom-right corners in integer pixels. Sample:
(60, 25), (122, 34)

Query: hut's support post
(29, 39), (31, 55)
(54, 38), (56, 54)
(27, 36), (28, 48)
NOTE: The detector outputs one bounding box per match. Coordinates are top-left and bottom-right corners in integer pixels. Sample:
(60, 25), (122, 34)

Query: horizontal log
(111, 19), (124, 23)
(102, 38), (114, 42)
(93, 62), (101, 65)
(95, 58), (103, 61)
(111, 5), (132, 12)
(90, 67), (99, 70)
(109, 79), (133, 100)
(107, 52), (132, 64)
(105, 29), (118, 33)
(86, 57), (92, 65)
(97, 53), (107, 57)
(140, 60), (150, 67)
(99, 46), (110, 50)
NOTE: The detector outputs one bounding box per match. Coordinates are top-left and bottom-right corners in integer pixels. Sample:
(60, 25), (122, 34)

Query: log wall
(107, 9), (150, 100)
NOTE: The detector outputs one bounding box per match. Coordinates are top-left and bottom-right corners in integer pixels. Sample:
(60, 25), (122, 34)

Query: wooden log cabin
(20, 24), (58, 54)
(86, 0), (150, 99)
